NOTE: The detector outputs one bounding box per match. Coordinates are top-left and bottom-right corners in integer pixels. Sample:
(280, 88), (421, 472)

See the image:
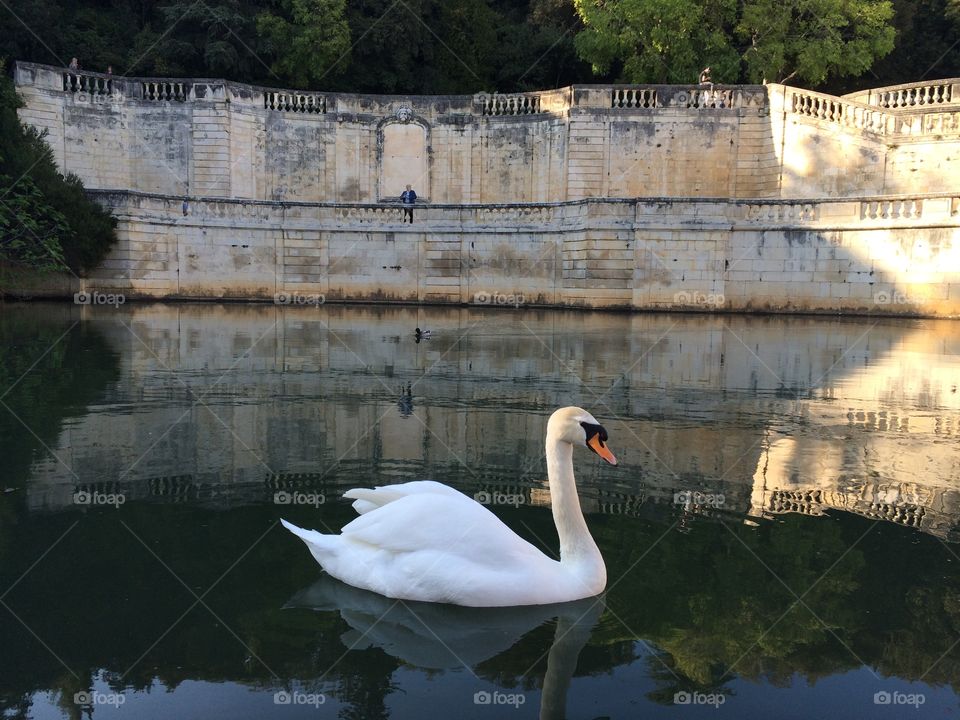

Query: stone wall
(11, 63), (960, 315)
(14, 63), (783, 203)
(773, 85), (960, 198)
(19, 190), (949, 317)
(16, 63), (960, 204)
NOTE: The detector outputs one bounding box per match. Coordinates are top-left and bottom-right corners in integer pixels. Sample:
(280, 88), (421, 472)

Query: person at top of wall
(698, 66), (720, 107)
(401, 184), (417, 224)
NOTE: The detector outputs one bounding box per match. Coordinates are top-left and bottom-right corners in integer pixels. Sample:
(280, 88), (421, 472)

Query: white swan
(281, 406), (617, 607)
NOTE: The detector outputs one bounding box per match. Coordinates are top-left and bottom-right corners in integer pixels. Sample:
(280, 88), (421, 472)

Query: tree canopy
(0, 0), (955, 93)
(574, 0), (898, 85)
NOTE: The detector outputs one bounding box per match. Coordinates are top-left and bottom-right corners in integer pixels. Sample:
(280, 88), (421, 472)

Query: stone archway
(379, 119), (428, 201)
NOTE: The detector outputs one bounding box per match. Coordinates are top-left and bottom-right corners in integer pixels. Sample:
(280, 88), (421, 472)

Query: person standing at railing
(401, 184), (417, 224)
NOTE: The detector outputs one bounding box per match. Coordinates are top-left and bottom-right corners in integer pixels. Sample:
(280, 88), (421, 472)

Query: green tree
(432, 0), (500, 92)
(256, 0), (351, 88)
(0, 176), (69, 271)
(126, 0), (258, 78)
(855, 0), (960, 92)
(573, 0), (896, 85)
(573, 0), (741, 83)
(0, 62), (117, 275)
(737, 0), (897, 84)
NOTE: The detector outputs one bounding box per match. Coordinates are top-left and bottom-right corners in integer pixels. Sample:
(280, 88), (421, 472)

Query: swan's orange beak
(588, 434), (617, 465)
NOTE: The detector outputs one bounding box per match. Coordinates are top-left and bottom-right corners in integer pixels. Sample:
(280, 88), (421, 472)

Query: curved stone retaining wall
(15, 190), (954, 317)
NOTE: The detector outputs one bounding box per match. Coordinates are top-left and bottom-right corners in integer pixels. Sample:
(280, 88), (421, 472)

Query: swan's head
(548, 406), (617, 466)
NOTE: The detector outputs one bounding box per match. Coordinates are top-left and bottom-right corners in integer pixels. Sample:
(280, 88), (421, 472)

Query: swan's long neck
(546, 436), (602, 567)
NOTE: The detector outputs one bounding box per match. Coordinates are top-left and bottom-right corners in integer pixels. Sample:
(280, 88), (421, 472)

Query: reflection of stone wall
(751, 482), (960, 541)
(22, 306), (960, 542)
(749, 429), (960, 539)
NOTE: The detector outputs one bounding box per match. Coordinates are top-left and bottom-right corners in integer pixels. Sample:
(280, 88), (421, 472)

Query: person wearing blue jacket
(401, 184), (417, 223)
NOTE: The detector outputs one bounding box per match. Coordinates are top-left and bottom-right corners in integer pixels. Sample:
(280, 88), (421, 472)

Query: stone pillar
(191, 83), (231, 197)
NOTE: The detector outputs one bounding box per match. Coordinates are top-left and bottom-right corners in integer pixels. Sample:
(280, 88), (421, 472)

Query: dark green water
(1, 302), (958, 719)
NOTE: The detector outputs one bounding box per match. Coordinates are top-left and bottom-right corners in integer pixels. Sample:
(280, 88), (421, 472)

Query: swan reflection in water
(286, 575), (604, 719)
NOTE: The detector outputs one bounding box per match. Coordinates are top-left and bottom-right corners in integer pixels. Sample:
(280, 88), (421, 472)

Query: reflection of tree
(0, 306), (120, 488)
(592, 510), (959, 699)
(331, 646), (397, 720)
(1, 499), (959, 715)
(0, 306), (120, 719)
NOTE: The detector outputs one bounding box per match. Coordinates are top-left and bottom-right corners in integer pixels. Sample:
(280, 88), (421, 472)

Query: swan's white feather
(282, 406), (610, 607)
(343, 480), (462, 515)
(284, 489), (566, 606)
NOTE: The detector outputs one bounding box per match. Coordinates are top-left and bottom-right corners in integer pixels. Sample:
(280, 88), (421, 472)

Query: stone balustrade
(264, 90), (327, 113)
(787, 88), (890, 134)
(477, 92), (542, 115)
(140, 80), (192, 102)
(744, 202), (818, 222)
(611, 85), (767, 110)
(27, 62), (775, 117)
(62, 70), (113, 95)
(94, 190), (960, 231)
(334, 205), (406, 223)
(611, 88), (658, 108)
(786, 86), (960, 138)
(29, 62), (960, 139)
(845, 79), (959, 109)
(860, 198), (923, 220)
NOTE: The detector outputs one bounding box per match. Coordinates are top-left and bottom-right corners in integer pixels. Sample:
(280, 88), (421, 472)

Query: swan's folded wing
(339, 492), (547, 565)
(343, 481), (465, 515)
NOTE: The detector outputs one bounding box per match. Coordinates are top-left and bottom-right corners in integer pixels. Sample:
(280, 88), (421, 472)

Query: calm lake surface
(1, 302), (959, 719)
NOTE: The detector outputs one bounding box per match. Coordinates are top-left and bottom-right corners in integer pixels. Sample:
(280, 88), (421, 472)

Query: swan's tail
(281, 519), (337, 565)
